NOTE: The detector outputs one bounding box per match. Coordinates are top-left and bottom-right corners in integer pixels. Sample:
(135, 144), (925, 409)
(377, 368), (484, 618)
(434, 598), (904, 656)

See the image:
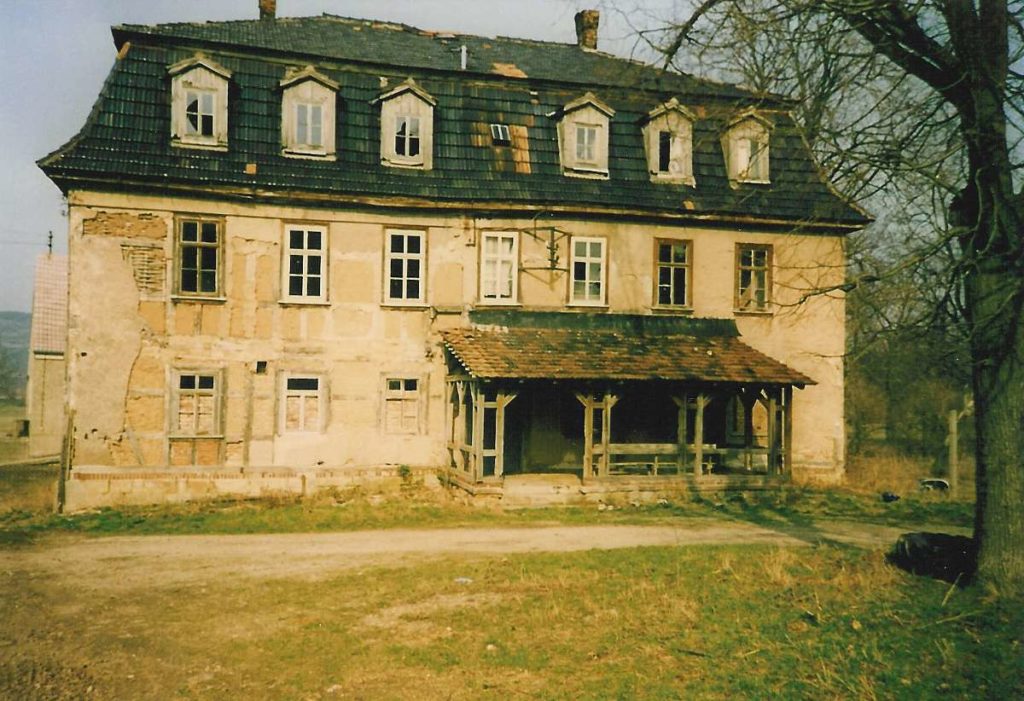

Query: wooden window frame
(383, 228), (427, 305)
(281, 224), (328, 304)
(383, 376), (423, 435)
(569, 236), (607, 306)
(280, 373), (325, 433)
(735, 243), (773, 313)
(170, 370), (223, 438)
(653, 238), (692, 310)
(174, 216), (224, 300)
(479, 231), (519, 304)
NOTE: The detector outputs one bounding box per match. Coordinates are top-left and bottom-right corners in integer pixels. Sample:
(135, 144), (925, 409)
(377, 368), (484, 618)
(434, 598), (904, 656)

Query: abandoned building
(38, 3), (868, 508)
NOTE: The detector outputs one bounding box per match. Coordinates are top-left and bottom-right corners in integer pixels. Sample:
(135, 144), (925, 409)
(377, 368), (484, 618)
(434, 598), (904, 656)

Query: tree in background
(621, 0), (1022, 592)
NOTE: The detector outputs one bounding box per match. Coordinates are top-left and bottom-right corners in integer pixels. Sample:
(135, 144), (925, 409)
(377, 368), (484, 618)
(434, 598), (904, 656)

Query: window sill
(171, 295), (227, 304)
(731, 177), (771, 186)
(567, 302), (609, 309)
(171, 139), (228, 152)
(563, 167), (609, 180)
(381, 157), (427, 170)
(475, 300), (521, 307)
(279, 299), (331, 307)
(652, 306), (694, 315)
(651, 174), (696, 187)
(381, 302), (429, 310)
(734, 308), (774, 317)
(283, 148), (335, 161)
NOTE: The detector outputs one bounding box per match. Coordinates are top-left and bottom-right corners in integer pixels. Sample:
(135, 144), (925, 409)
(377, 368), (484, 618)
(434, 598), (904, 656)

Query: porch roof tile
(441, 325), (814, 386)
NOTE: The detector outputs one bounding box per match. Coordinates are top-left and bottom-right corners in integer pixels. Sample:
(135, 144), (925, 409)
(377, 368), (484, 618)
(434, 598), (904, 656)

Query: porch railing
(593, 443), (775, 477)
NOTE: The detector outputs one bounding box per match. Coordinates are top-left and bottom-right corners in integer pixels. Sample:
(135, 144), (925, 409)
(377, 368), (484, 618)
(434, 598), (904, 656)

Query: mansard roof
(39, 14), (868, 230)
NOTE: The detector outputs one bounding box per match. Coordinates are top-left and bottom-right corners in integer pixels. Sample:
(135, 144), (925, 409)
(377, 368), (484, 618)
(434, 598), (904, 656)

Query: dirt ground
(0, 518), (970, 700)
(0, 518), (958, 592)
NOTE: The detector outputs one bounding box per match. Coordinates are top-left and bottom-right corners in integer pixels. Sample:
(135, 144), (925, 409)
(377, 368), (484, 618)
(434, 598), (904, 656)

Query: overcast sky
(0, 0), (678, 313)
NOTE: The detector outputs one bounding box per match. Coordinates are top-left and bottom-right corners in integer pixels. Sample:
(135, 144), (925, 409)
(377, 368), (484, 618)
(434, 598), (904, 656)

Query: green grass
(0, 481), (973, 546)
(2, 543), (1019, 699)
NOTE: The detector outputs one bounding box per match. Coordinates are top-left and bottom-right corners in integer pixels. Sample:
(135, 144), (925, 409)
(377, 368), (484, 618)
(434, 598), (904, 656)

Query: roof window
(490, 124), (511, 146)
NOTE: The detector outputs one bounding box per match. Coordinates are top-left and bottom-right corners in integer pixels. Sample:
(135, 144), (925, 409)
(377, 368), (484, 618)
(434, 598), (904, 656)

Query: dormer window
(724, 112), (772, 184)
(373, 78), (436, 170)
(642, 99), (695, 185)
(551, 92), (614, 179)
(280, 66), (339, 159)
(169, 55), (231, 150)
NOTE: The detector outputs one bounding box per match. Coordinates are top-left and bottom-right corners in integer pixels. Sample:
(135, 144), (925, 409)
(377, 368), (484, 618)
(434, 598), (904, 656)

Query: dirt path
(0, 518), (966, 592)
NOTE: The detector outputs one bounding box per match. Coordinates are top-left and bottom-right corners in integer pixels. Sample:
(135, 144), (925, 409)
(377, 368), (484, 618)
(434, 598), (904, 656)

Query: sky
(0, 0), (677, 313)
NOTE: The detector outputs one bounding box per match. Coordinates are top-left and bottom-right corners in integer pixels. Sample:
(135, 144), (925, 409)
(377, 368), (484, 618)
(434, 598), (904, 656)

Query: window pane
(589, 242), (602, 258)
(574, 241), (587, 258)
(197, 375), (215, 390)
(673, 268), (687, 305)
(182, 221), (198, 242)
(200, 270), (217, 293)
(182, 246), (198, 269)
(406, 259), (420, 279)
(588, 281), (601, 298)
(573, 279), (585, 297)
(289, 255), (303, 275)
(404, 379), (418, 391)
(201, 114), (214, 136)
(307, 256), (321, 275)
(389, 279), (403, 299)
(307, 277), (321, 297)
(673, 244), (688, 264)
(573, 261), (586, 281)
(389, 259), (403, 279)
(409, 135), (420, 157)
(289, 275), (303, 296)
(179, 375), (196, 389)
(406, 235), (421, 254)
(390, 234), (405, 253)
(588, 262), (601, 280)
(290, 230), (304, 250)
(287, 377), (319, 391)
(406, 280), (420, 299)
(200, 246), (217, 270)
(296, 104), (308, 144)
(658, 131), (672, 171)
(201, 222), (218, 243)
(181, 269), (198, 292)
(307, 230), (321, 250)
(658, 243), (671, 263)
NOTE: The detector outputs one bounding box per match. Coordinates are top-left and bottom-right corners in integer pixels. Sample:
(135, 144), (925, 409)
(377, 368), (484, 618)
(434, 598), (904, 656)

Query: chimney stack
(259, 0), (276, 20)
(574, 10), (599, 50)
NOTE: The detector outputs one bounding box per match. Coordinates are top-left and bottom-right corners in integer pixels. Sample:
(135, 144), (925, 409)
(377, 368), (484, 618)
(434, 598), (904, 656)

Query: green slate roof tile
(39, 16), (868, 227)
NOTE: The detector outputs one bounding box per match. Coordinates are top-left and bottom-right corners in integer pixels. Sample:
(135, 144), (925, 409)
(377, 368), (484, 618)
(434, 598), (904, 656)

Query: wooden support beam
(783, 386), (793, 474)
(673, 394), (689, 476)
(493, 391), (518, 478)
(766, 389), (779, 476)
(576, 392), (594, 481)
(471, 384), (484, 482)
(600, 393), (618, 478)
(693, 393), (708, 476)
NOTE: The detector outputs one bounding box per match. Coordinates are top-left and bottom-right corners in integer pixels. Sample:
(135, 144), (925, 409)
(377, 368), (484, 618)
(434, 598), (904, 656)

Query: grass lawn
(1, 541), (1020, 700)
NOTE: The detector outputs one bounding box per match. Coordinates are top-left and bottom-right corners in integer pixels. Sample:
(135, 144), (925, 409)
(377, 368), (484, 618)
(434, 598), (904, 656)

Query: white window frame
(553, 93), (613, 178)
(725, 116), (771, 184)
(384, 229), (426, 305)
(280, 67), (338, 159)
(171, 371), (222, 437)
(169, 58), (230, 151)
(654, 239), (692, 309)
(282, 224), (328, 303)
(643, 100), (696, 185)
(736, 243), (772, 312)
(376, 81), (436, 170)
(479, 231), (519, 304)
(383, 377), (422, 435)
(569, 236), (607, 306)
(175, 216), (223, 299)
(280, 374), (325, 433)
(490, 123), (511, 145)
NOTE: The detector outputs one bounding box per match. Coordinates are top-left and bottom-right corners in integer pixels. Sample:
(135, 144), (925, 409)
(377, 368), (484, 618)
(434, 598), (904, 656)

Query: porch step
(501, 474), (582, 507)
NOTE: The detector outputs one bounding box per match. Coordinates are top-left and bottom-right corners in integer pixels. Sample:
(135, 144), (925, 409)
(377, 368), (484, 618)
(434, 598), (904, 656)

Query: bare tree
(627, 0), (1024, 592)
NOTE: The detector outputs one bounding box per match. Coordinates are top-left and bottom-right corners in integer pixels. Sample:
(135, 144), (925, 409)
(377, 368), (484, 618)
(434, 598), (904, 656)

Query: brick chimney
(574, 10), (599, 50)
(259, 0), (276, 20)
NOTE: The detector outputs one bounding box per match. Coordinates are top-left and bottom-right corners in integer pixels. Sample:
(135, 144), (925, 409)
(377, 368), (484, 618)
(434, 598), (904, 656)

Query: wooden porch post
(766, 388), (779, 475)
(693, 393), (708, 476)
(673, 394), (689, 475)
(783, 386), (794, 475)
(599, 393), (619, 478)
(472, 383), (484, 482)
(494, 391), (518, 478)
(742, 389), (760, 471)
(576, 393), (594, 482)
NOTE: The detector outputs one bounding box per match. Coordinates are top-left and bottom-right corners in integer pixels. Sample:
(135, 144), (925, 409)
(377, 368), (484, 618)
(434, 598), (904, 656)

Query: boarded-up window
(283, 376), (322, 432)
(384, 378), (420, 434)
(175, 373), (218, 435)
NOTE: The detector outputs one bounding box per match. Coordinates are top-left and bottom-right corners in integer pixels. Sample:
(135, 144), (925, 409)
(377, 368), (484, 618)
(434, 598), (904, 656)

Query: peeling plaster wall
(65, 191), (846, 479)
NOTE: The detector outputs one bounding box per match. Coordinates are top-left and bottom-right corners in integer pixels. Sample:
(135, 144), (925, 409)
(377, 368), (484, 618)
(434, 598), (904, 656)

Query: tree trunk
(968, 263), (1024, 593)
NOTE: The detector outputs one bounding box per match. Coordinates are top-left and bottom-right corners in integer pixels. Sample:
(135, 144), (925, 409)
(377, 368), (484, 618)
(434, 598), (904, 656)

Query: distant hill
(0, 312), (31, 400)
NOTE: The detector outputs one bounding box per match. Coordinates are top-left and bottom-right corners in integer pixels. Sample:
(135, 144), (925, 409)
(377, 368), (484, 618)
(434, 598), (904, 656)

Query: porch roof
(441, 323), (814, 387)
